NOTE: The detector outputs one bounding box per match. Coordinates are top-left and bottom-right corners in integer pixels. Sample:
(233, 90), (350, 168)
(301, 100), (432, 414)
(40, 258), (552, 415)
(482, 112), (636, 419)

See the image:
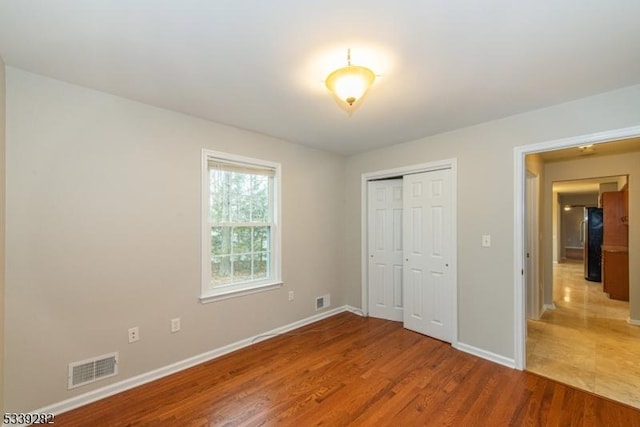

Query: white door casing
(402, 169), (454, 342)
(513, 125), (640, 370)
(367, 179), (404, 322)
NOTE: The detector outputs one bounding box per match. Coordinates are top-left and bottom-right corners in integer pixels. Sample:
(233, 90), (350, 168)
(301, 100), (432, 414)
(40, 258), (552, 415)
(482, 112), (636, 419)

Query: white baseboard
(455, 342), (516, 369)
(628, 317), (640, 326)
(345, 305), (365, 316)
(25, 305), (355, 422)
(543, 303), (556, 311)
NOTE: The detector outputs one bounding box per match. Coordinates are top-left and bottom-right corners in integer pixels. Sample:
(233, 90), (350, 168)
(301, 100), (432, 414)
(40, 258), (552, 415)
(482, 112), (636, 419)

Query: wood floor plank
(51, 313), (640, 426)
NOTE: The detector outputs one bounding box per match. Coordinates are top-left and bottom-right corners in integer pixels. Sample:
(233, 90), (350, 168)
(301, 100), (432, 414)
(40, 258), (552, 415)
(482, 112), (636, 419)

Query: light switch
(482, 235), (491, 247)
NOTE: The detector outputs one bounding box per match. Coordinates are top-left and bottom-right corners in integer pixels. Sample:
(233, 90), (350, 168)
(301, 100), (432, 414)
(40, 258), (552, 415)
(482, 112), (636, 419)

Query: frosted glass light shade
(325, 65), (376, 106)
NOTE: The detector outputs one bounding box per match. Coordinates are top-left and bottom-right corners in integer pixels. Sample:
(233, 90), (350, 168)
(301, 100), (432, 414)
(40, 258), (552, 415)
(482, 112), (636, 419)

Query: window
(201, 150), (281, 302)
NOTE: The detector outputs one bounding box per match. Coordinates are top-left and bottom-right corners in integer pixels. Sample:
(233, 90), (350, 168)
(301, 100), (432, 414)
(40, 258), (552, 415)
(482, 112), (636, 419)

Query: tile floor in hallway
(527, 261), (640, 409)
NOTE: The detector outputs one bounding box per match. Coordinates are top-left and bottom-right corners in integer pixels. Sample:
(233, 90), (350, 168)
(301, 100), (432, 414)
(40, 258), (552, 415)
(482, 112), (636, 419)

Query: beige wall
(4, 68), (347, 411)
(544, 154), (640, 321)
(600, 182), (619, 194)
(525, 154), (544, 177)
(5, 65), (640, 412)
(0, 56), (6, 414)
(344, 84), (640, 359)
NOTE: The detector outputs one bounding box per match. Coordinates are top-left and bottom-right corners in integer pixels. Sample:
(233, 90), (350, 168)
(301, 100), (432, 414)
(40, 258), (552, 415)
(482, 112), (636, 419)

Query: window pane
(211, 255), (232, 285)
(253, 226), (270, 252)
(253, 252), (269, 279)
(251, 175), (269, 222)
(210, 170), (230, 223)
(230, 194), (251, 222)
(229, 172), (243, 194)
(232, 227), (252, 254)
(229, 173), (252, 223)
(205, 154), (279, 293)
(232, 172), (252, 195)
(211, 227), (231, 256)
(235, 254), (252, 282)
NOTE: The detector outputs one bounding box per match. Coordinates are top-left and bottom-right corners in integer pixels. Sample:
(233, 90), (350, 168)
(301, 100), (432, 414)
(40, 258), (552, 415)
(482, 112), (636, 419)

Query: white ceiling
(2, 1), (640, 155)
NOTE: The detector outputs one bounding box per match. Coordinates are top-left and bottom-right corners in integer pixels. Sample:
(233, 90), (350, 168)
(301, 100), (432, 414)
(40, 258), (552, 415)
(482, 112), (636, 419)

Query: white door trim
(361, 158), (458, 347)
(513, 124), (640, 370)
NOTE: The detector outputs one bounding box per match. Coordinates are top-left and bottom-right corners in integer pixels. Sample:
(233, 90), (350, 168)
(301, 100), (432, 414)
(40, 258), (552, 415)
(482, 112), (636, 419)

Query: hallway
(527, 261), (640, 408)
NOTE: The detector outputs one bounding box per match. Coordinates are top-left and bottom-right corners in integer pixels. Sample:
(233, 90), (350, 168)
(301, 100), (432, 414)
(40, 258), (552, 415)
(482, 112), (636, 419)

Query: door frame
(513, 124), (640, 370)
(361, 158), (458, 347)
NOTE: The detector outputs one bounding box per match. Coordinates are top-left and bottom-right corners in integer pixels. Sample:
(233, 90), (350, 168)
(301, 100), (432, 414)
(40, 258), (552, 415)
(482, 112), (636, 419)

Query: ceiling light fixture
(325, 49), (375, 112)
(578, 144), (596, 156)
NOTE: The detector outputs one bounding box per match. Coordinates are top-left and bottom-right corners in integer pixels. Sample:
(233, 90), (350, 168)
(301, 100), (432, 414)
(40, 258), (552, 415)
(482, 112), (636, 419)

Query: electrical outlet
(128, 327), (140, 343)
(171, 318), (181, 333)
(482, 235), (491, 247)
(288, 291), (294, 301)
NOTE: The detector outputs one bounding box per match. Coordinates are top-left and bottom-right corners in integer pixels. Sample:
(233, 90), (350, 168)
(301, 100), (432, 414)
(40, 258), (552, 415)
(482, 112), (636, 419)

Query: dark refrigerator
(583, 207), (603, 282)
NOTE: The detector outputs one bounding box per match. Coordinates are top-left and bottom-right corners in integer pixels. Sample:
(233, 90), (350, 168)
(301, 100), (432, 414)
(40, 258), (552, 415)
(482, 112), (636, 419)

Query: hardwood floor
(527, 261), (640, 408)
(53, 312), (640, 426)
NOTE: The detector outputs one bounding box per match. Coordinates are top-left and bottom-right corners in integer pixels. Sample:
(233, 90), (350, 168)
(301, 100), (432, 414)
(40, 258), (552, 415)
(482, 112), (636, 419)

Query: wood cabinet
(602, 191), (627, 247)
(601, 190), (629, 301)
(602, 247), (629, 301)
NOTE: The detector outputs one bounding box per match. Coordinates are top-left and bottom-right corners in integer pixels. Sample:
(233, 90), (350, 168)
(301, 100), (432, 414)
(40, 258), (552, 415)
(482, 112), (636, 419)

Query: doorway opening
(529, 175), (636, 407)
(515, 126), (640, 407)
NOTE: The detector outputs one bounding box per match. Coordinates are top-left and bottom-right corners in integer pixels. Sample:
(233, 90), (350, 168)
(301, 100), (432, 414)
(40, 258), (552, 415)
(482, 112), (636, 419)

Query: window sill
(199, 281), (283, 304)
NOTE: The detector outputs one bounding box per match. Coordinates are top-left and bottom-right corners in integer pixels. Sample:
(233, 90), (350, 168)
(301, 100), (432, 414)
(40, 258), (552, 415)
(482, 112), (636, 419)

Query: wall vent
(316, 294), (331, 311)
(68, 352), (118, 389)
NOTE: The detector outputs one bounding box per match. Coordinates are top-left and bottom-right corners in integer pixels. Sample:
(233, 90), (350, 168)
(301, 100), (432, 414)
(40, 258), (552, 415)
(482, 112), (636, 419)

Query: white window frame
(200, 149), (282, 303)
